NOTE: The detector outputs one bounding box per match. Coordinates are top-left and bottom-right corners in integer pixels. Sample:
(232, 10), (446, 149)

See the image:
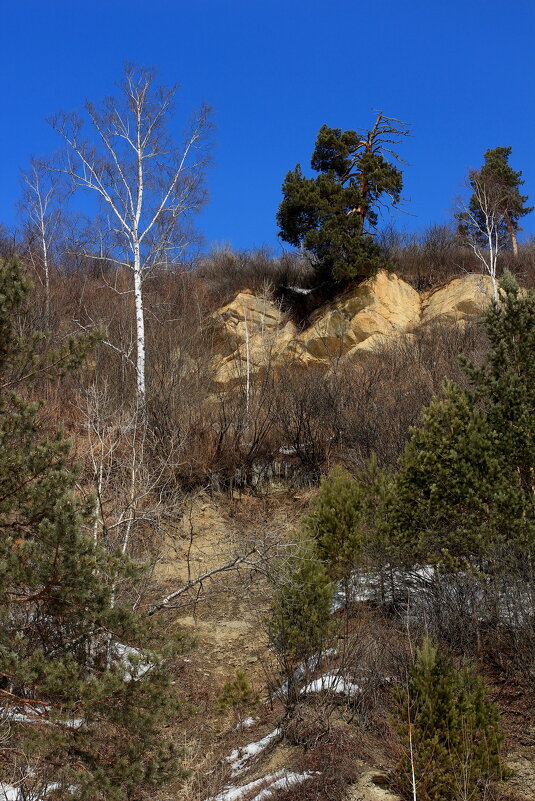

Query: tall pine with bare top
(277, 113), (409, 287)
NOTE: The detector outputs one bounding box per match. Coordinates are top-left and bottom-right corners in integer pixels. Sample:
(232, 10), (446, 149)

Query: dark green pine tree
(394, 638), (505, 801)
(268, 537), (335, 706)
(460, 147), (532, 256)
(0, 258), (183, 800)
(277, 113), (408, 286)
(387, 274), (534, 566)
(463, 271), (535, 511)
(387, 381), (527, 564)
(302, 466), (365, 581)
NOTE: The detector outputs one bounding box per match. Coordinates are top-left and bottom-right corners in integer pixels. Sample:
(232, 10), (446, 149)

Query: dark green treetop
(386, 381), (528, 563)
(302, 465), (366, 584)
(268, 536), (335, 710)
(463, 271), (534, 506)
(302, 458), (391, 583)
(277, 113), (409, 285)
(458, 146), (532, 255)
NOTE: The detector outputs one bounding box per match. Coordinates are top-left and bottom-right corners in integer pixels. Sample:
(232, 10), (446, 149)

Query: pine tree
(303, 461), (392, 594)
(478, 147), (532, 255)
(464, 271), (535, 510)
(277, 113), (408, 286)
(0, 258), (182, 800)
(269, 538), (335, 706)
(458, 147), (532, 257)
(387, 381), (527, 563)
(387, 275), (534, 565)
(216, 669), (260, 726)
(394, 638), (505, 801)
(302, 466), (366, 585)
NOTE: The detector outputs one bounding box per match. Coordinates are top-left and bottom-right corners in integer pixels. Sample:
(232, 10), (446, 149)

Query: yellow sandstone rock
(209, 271), (495, 385)
(421, 274), (495, 326)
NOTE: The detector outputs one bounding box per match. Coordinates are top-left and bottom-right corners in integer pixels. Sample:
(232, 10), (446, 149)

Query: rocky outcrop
(210, 272), (495, 386)
(421, 274), (495, 326)
(292, 271), (420, 362)
(209, 291), (298, 386)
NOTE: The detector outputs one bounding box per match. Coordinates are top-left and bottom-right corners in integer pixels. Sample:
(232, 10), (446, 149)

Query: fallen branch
(148, 549), (257, 616)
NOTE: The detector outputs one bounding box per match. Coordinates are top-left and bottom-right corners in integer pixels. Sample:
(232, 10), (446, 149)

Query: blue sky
(1, 0), (534, 253)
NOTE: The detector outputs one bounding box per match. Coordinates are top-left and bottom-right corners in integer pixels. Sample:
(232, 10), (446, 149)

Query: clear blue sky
(1, 0), (534, 253)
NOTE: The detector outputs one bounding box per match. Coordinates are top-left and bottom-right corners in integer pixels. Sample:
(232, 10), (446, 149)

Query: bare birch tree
(19, 160), (65, 327)
(50, 65), (212, 409)
(456, 171), (507, 301)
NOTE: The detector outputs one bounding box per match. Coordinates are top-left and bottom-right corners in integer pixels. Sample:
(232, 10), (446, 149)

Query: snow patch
(226, 728), (281, 775)
(206, 770), (319, 801)
(300, 673), (360, 697)
(0, 785), (19, 801)
(206, 774), (282, 801)
(0, 782), (67, 801)
(233, 716), (257, 731)
(3, 706), (83, 729)
(249, 772), (318, 801)
(112, 643), (153, 681)
(274, 649), (337, 698)
(287, 286), (313, 295)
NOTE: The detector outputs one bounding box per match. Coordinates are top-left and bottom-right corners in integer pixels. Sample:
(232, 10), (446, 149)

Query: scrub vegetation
(0, 65), (533, 801)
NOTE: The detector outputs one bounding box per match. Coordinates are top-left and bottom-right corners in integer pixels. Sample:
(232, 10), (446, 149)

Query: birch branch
(147, 549), (257, 615)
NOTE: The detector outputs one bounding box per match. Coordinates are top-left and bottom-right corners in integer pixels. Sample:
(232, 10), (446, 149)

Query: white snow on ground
(300, 673), (360, 697)
(205, 770), (319, 801)
(249, 772), (318, 801)
(112, 643), (153, 681)
(4, 706), (83, 729)
(0, 782), (64, 801)
(226, 729), (282, 776)
(0, 785), (18, 801)
(274, 649), (338, 698)
(206, 773), (285, 801)
(287, 286), (313, 295)
(233, 716), (257, 731)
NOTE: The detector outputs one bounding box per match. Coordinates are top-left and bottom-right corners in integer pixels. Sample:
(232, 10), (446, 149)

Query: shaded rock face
(210, 273), (495, 386)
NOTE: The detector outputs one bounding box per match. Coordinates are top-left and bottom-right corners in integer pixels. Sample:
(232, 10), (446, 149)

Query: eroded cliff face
(210, 272), (495, 386)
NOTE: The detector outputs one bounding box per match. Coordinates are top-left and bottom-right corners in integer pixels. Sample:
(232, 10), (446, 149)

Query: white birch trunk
(50, 68), (210, 411)
(133, 246), (146, 408)
(38, 202), (50, 328)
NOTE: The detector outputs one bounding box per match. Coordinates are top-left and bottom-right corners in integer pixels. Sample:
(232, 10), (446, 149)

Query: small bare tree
(19, 159), (65, 327)
(50, 64), (212, 409)
(456, 171), (508, 300)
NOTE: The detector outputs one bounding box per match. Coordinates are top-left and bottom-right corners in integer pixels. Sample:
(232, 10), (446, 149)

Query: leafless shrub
(385, 552), (535, 682)
(197, 246), (314, 308)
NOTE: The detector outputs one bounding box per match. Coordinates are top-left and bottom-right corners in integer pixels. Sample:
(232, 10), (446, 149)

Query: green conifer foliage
(303, 461), (392, 589)
(269, 538), (335, 706)
(0, 258), (181, 800)
(388, 382), (527, 562)
(277, 114), (408, 285)
(394, 638), (505, 801)
(302, 466), (367, 584)
(464, 271), (535, 511)
(387, 276), (534, 564)
(269, 540), (334, 665)
(461, 147), (533, 254)
(216, 669), (260, 723)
